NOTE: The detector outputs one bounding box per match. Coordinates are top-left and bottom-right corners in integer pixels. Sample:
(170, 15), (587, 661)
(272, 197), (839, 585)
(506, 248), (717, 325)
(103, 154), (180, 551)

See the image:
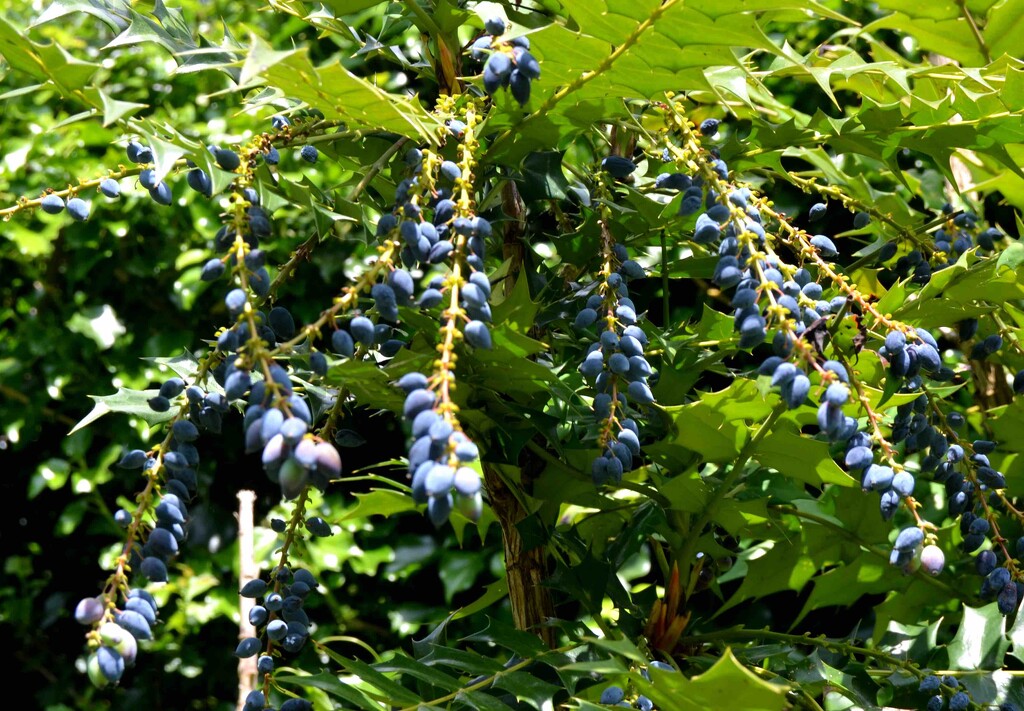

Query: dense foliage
(5, 0), (1024, 709)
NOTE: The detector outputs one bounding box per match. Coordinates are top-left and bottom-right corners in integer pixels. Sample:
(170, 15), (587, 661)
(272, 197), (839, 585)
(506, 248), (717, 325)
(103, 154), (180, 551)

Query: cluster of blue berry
(398, 372), (484, 525)
(236, 567), (320, 710)
(75, 588), (156, 687)
(381, 144), (491, 522)
(470, 17), (540, 106)
(571, 203), (656, 484)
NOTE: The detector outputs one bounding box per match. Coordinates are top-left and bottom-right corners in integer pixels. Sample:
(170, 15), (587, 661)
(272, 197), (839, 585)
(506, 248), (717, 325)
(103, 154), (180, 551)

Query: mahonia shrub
(3, 0), (1024, 709)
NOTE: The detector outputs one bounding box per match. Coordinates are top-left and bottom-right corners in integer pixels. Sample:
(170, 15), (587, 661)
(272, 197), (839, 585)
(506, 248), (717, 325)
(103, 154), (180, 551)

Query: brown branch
(479, 179), (556, 648)
(482, 463), (556, 648)
(500, 181), (526, 298)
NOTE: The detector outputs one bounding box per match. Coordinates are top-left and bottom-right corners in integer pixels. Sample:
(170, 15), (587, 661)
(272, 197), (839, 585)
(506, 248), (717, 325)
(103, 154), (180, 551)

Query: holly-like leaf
(239, 34), (441, 142)
(947, 602), (1009, 671)
(341, 489), (417, 521)
(69, 388), (175, 435)
(635, 648), (790, 711)
(517, 151), (569, 202)
(755, 428), (857, 488)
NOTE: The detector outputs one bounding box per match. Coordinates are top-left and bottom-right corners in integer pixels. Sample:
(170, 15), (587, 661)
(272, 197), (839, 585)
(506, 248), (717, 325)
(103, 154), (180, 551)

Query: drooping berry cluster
(64, 111), (365, 688)
(572, 208), (656, 484)
(380, 100), (492, 525)
(236, 567), (318, 659)
(398, 372), (484, 525)
(75, 588), (155, 687)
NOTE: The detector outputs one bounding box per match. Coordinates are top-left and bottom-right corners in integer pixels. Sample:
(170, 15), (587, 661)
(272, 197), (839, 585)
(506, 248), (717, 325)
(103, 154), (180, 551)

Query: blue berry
(602, 156), (637, 179)
(214, 147), (241, 171)
(600, 685), (625, 704)
(67, 197), (89, 221)
(949, 691), (969, 711)
(149, 181), (173, 205)
(893, 526), (923, 551)
(920, 545), (945, 576)
(700, 118), (720, 135)
(810, 234), (838, 258)
(40, 194), (64, 214)
(234, 637), (261, 658)
(99, 178), (121, 198)
(465, 320), (492, 349)
(126, 141), (153, 163)
(484, 17), (505, 35)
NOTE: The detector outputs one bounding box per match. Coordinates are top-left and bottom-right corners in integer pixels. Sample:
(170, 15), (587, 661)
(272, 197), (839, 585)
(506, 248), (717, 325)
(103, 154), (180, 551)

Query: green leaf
(876, 618), (942, 669)
(947, 602), (1009, 671)
(485, 0), (792, 161)
(635, 649), (790, 711)
(239, 34), (441, 142)
(790, 650), (876, 709)
(1003, 67), (1024, 111)
(1008, 593), (1024, 664)
(438, 550), (485, 604)
(144, 134), (187, 187)
(461, 617), (548, 658)
(273, 671), (380, 711)
(452, 579), (510, 620)
(335, 656), (422, 706)
(69, 388), (175, 435)
(604, 501), (667, 570)
(718, 542), (817, 613)
(492, 672), (563, 711)
(547, 550), (623, 615)
(864, 381), (965, 412)
(104, 8), (194, 55)
(997, 242), (1024, 272)
(987, 397), (1024, 452)
(655, 468), (709, 515)
(517, 151), (569, 201)
(319, 0), (391, 14)
(419, 645), (505, 676)
(31, 0), (128, 32)
(90, 87), (149, 126)
(341, 489), (417, 521)
(716, 498), (770, 536)
(327, 359), (405, 412)
(583, 636), (648, 664)
(0, 16), (99, 92)
(375, 653), (463, 691)
(959, 670), (1024, 708)
(755, 428), (857, 488)
(65, 304), (126, 350)
(144, 350), (202, 382)
(491, 271), (543, 338)
(557, 657), (629, 674)
(864, 6), (986, 66)
(983, 0), (1024, 60)
(456, 689), (517, 711)
(660, 380), (771, 461)
(30, 458), (70, 499)
(793, 557), (894, 628)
